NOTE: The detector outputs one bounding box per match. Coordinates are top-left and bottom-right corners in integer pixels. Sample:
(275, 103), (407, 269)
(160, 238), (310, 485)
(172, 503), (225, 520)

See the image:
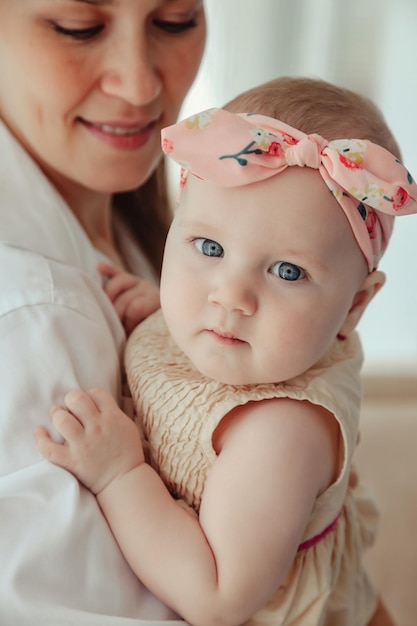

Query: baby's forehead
(180, 170), (361, 253)
(181, 165), (335, 217)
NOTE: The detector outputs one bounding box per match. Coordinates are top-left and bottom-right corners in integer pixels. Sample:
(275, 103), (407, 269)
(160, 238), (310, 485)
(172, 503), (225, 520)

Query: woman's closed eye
(270, 261), (305, 281)
(49, 15), (197, 42)
(194, 238), (224, 258)
(153, 18), (198, 35)
(50, 21), (104, 41)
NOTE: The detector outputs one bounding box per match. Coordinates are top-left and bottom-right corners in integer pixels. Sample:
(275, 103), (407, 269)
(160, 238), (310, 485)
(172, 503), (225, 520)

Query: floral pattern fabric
(162, 108), (417, 270)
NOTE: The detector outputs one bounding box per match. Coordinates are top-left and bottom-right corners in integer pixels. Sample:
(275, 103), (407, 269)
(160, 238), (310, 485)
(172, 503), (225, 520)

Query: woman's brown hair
(113, 159), (171, 278)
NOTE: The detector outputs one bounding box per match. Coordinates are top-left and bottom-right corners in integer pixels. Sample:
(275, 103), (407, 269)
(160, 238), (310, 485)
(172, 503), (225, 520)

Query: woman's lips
(79, 118), (158, 150)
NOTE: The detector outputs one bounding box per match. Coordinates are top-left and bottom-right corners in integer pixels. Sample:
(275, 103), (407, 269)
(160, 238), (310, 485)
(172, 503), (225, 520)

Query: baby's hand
(98, 262), (160, 335)
(34, 388), (144, 495)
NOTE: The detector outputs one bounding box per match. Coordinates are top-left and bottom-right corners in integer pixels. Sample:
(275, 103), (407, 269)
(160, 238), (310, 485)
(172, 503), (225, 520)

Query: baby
(36, 77), (417, 626)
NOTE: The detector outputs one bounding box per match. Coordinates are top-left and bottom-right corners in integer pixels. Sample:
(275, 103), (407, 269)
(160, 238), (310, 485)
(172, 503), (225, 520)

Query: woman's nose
(208, 277), (257, 316)
(100, 33), (162, 106)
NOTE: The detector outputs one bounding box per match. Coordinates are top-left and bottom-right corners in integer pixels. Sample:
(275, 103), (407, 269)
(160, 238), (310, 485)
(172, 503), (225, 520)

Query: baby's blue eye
(270, 261), (304, 281)
(194, 238), (224, 257)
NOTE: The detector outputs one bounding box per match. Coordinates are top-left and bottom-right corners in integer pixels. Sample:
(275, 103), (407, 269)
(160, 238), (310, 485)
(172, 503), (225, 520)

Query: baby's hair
(224, 76), (401, 159)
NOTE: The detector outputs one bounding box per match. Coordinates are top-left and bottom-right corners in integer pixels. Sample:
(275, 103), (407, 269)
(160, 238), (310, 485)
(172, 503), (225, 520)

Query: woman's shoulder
(0, 243), (110, 322)
(0, 121), (100, 273)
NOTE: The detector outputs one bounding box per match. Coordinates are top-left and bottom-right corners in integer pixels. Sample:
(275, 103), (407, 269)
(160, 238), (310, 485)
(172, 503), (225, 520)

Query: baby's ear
(339, 270), (386, 337)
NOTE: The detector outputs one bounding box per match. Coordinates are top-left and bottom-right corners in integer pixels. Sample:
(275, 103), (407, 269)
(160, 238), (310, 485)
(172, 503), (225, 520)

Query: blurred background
(178, 0), (417, 376)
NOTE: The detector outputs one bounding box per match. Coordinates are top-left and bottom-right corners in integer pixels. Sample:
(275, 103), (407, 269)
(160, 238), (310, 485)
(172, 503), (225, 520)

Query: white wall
(179, 0), (417, 373)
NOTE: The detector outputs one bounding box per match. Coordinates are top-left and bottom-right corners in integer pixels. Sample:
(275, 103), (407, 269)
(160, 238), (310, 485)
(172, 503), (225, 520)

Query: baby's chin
(190, 361), (249, 386)
(194, 358), (304, 387)
(192, 361), (273, 387)
(180, 341), (288, 386)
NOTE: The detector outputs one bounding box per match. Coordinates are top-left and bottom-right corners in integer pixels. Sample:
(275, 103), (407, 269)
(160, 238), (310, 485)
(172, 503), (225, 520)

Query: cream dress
(126, 309), (379, 625)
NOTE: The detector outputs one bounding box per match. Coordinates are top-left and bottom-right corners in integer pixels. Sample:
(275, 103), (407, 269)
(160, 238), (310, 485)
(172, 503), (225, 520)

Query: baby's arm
(99, 262), (160, 335)
(35, 391), (338, 626)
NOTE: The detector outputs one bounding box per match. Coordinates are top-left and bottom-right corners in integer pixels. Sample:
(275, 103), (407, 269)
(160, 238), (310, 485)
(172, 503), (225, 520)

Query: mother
(0, 1), (395, 625)
(0, 1), (205, 623)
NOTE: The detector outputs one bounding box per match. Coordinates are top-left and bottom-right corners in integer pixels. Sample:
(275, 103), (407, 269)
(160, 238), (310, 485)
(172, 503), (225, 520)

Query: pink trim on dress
(297, 508), (343, 552)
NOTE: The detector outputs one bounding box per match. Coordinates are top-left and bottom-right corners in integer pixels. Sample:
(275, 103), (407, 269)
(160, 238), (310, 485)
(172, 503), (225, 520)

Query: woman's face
(0, 0), (205, 200)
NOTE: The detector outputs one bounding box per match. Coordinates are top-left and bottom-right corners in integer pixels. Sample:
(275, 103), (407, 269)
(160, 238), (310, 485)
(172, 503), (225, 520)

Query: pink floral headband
(162, 108), (417, 271)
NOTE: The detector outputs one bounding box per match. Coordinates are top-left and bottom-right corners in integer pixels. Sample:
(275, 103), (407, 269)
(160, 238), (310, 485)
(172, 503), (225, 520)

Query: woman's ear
(339, 270), (386, 337)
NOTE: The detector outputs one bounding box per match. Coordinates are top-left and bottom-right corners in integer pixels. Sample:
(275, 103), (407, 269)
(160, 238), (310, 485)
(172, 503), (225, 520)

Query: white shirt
(0, 121), (184, 625)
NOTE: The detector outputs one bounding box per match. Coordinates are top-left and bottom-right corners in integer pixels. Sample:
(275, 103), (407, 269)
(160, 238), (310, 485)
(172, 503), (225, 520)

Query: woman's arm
(0, 249), (180, 625)
(37, 387), (339, 626)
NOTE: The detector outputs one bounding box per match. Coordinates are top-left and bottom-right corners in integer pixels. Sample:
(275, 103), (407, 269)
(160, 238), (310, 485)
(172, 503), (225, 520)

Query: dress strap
(297, 508), (343, 552)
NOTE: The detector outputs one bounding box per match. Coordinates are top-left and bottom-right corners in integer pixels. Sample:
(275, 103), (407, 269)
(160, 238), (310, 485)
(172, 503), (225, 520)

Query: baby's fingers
(86, 387), (119, 413)
(50, 405), (85, 441)
(97, 261), (120, 279)
(34, 426), (73, 469)
(63, 390), (100, 426)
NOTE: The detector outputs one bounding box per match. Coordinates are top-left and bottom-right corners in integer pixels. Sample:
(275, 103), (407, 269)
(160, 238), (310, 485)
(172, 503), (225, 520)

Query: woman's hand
(98, 262), (160, 335)
(34, 387), (144, 495)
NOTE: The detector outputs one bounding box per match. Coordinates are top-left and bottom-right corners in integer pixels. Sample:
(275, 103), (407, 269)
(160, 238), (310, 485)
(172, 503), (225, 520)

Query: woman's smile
(0, 0), (206, 202)
(78, 116), (160, 151)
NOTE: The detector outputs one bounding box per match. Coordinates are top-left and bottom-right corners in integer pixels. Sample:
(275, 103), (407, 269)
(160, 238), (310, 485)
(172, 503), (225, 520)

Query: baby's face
(160, 167), (368, 385)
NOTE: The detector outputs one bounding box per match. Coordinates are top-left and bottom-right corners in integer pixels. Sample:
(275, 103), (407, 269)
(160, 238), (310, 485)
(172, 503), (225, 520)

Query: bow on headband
(161, 108), (417, 271)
